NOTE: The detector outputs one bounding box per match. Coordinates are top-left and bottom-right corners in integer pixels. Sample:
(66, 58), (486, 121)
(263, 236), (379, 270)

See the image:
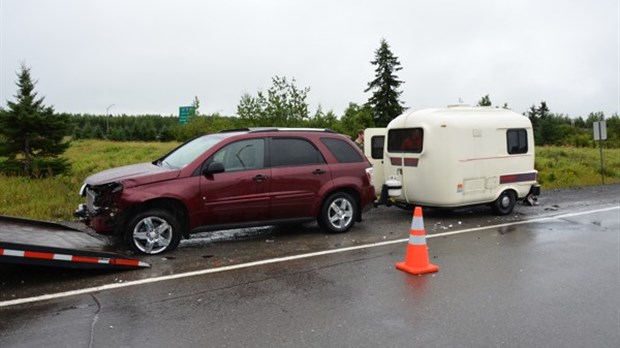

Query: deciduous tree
(237, 76), (310, 127)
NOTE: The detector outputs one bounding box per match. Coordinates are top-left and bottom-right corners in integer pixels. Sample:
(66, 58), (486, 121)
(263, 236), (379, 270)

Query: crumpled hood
(84, 162), (180, 188)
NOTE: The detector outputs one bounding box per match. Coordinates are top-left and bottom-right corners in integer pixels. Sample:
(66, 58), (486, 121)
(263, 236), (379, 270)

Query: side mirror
(203, 161), (225, 176)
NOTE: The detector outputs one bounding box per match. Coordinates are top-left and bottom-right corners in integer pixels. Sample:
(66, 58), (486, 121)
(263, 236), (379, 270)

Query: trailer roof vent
(447, 103), (471, 108)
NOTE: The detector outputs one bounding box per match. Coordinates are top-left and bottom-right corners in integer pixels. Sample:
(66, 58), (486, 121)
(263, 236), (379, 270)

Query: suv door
(268, 137), (333, 220)
(199, 138), (270, 226)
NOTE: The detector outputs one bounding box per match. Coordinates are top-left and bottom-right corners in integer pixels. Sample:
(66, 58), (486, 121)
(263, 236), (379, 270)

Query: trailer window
(387, 128), (423, 153)
(371, 135), (384, 159)
(507, 129), (528, 154)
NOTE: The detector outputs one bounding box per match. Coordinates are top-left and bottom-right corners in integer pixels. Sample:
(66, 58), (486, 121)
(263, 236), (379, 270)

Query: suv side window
(212, 138), (265, 172)
(271, 138), (325, 167)
(320, 138), (364, 163)
(507, 129), (528, 154)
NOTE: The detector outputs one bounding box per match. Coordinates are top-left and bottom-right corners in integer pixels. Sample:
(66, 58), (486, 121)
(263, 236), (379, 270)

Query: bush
(0, 158), (71, 177)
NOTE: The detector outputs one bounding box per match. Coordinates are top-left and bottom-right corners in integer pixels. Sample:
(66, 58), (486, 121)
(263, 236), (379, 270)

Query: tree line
(66, 102), (620, 149)
(477, 95), (620, 148)
(1, 40), (618, 177)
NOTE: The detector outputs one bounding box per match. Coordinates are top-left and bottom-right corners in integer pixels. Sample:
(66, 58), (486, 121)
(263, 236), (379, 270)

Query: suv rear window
(321, 138), (364, 163)
(271, 138), (325, 167)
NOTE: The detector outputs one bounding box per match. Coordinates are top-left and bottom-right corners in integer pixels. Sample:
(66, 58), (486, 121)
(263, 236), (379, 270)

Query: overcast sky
(1, 0), (618, 119)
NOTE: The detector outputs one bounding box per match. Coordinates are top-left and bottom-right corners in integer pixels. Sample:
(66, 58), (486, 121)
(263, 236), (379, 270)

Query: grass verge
(0, 141), (618, 221)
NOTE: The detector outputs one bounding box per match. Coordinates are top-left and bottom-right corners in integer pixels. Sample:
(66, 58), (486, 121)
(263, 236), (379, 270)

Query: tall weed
(0, 140), (177, 220)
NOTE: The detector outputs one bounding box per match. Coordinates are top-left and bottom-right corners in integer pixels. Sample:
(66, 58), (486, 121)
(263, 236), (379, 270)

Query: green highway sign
(179, 106), (196, 125)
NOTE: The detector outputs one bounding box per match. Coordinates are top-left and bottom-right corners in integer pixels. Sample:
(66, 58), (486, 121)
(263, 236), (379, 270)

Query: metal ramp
(0, 215), (149, 270)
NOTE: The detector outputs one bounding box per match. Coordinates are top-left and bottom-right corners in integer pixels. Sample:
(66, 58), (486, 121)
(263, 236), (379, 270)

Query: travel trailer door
(364, 128), (386, 195)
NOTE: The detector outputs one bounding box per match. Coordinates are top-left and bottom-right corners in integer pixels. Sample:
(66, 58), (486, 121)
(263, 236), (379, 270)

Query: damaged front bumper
(75, 183), (124, 234)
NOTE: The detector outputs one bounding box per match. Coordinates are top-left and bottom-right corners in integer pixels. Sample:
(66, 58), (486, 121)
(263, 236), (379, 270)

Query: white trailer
(365, 105), (540, 215)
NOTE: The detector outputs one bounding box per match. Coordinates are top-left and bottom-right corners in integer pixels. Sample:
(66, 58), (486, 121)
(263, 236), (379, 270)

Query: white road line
(1, 206), (618, 308)
(428, 205), (620, 239)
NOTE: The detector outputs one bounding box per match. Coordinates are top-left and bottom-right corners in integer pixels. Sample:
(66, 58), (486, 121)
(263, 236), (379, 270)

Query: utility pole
(106, 104), (115, 135)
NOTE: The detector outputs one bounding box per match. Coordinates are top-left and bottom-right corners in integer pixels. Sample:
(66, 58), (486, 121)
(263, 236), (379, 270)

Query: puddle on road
(179, 226), (276, 249)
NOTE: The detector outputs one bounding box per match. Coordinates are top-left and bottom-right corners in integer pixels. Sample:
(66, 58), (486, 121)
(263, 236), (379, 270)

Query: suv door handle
(312, 169), (326, 175)
(253, 174), (268, 181)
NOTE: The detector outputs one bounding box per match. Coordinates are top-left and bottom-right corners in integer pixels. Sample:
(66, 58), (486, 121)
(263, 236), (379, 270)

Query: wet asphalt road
(0, 185), (619, 347)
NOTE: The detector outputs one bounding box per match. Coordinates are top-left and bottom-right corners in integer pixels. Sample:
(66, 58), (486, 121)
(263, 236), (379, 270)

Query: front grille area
(86, 188), (98, 211)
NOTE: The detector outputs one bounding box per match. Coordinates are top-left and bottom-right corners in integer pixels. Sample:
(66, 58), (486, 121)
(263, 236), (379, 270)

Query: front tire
(318, 192), (357, 233)
(492, 190), (516, 215)
(125, 209), (182, 254)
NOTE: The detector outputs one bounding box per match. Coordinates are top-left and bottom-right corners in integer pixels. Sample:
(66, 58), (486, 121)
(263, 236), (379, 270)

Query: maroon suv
(76, 128), (375, 254)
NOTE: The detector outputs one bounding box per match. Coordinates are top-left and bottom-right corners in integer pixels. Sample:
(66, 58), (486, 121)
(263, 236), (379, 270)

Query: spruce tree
(0, 63), (70, 175)
(365, 39), (406, 127)
(477, 94), (492, 106)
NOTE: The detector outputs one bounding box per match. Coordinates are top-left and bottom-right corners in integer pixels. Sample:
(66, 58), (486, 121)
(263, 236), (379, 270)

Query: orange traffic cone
(396, 206), (439, 275)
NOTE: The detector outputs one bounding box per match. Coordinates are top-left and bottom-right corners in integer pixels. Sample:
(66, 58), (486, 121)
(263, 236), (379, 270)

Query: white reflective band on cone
(409, 235), (427, 245)
(411, 218), (424, 230)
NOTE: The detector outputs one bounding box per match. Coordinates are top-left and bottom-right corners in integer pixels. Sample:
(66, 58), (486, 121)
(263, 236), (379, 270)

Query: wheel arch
(492, 188), (518, 215)
(319, 187), (362, 222)
(119, 198), (190, 238)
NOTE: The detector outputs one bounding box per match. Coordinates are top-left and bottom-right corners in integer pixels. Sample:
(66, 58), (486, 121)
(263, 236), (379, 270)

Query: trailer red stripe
(500, 172), (537, 184)
(404, 158), (419, 167)
(390, 157), (419, 167)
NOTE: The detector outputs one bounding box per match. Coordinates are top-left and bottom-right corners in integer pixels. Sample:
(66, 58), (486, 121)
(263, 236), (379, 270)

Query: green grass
(0, 140), (178, 221)
(535, 146), (620, 189)
(0, 141), (618, 221)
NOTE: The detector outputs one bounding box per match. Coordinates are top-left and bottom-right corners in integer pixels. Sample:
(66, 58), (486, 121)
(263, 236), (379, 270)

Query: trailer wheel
(492, 190), (516, 215)
(125, 209), (182, 254)
(318, 192), (357, 233)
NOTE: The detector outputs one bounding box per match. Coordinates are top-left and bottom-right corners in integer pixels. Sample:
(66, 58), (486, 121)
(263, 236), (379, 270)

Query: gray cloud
(1, 0), (618, 118)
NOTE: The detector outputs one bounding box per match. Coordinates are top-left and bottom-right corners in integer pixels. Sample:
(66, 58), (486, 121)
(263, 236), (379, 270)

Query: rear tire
(492, 190), (516, 215)
(125, 209), (182, 254)
(318, 192), (357, 233)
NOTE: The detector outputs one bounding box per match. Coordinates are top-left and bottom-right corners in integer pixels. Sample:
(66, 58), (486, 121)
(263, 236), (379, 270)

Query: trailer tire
(125, 209), (182, 255)
(318, 192), (357, 233)
(492, 190), (516, 215)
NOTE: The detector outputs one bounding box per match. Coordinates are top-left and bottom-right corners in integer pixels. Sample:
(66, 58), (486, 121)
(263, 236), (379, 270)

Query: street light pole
(106, 104), (115, 135)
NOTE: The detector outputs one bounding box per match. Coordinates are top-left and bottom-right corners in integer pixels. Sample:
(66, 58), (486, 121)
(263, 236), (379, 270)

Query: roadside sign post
(593, 121), (607, 185)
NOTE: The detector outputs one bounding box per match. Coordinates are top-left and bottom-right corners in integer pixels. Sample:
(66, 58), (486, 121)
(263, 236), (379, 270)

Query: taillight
(365, 167), (373, 183)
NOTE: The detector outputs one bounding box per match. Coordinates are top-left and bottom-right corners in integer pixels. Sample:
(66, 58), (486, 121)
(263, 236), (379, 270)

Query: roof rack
(218, 128), (251, 133)
(219, 127), (337, 134)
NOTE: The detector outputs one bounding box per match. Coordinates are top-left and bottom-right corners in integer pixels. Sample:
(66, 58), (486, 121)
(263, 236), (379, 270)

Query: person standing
(354, 129), (364, 150)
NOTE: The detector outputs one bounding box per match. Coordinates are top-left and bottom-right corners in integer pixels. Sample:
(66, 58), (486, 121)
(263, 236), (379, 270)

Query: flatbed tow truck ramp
(0, 215), (149, 270)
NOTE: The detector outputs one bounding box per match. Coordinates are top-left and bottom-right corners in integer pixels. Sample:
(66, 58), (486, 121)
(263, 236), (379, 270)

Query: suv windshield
(161, 134), (229, 169)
